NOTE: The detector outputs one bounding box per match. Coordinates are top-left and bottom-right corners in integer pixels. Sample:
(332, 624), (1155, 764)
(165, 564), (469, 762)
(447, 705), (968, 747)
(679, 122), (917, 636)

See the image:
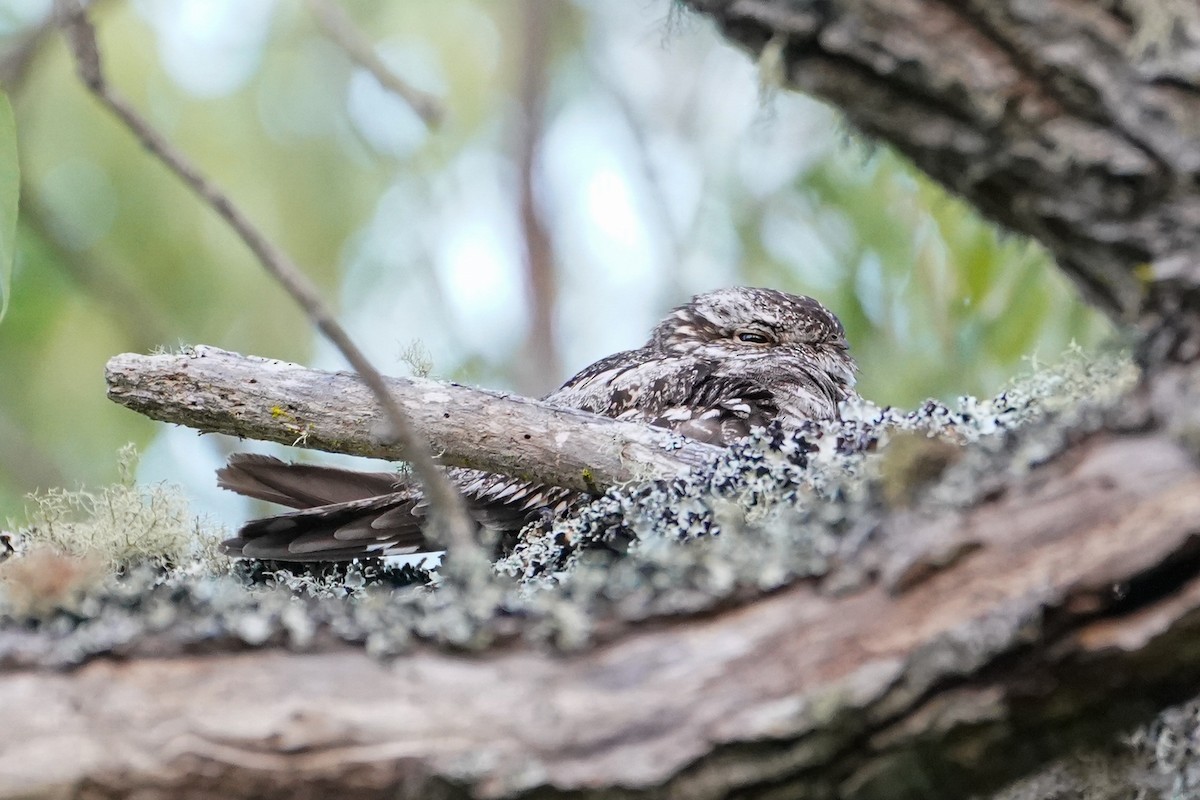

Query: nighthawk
(218, 287), (858, 561)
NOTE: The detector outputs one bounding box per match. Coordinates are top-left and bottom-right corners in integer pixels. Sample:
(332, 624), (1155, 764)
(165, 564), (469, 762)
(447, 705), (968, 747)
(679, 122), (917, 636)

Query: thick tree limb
(686, 0), (1200, 333)
(104, 346), (723, 494)
(5, 430), (1200, 798)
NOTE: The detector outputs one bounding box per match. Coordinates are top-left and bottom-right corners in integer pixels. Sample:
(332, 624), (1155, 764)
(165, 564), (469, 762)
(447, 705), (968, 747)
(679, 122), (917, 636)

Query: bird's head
(648, 286), (856, 390)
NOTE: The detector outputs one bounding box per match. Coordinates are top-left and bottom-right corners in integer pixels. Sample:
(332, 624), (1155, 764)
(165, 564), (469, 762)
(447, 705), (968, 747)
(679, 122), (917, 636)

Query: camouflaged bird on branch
(217, 287), (858, 561)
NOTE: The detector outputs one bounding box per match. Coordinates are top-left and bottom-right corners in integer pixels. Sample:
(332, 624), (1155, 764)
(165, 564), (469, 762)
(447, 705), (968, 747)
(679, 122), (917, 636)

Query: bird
(218, 287), (858, 561)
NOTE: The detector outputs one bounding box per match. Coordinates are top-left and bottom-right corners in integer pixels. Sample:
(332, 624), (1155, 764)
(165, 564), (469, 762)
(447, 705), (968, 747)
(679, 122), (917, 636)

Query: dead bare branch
(104, 346), (722, 493)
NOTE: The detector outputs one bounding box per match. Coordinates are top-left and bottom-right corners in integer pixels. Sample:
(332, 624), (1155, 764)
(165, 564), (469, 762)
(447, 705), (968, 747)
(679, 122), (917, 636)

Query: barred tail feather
(217, 453), (403, 509)
(220, 489), (428, 561)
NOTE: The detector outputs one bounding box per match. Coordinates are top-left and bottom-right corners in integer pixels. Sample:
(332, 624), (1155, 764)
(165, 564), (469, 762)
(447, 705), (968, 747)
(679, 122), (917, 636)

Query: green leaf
(0, 92), (17, 324)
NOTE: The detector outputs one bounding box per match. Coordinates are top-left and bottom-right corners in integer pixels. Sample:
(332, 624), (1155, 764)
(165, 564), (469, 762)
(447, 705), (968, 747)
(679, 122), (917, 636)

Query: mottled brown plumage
(219, 287), (857, 561)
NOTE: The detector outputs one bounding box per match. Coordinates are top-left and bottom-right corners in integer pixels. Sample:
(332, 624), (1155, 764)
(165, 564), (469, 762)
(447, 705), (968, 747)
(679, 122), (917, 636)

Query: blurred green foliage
(796, 149), (1111, 405)
(0, 0), (1110, 521)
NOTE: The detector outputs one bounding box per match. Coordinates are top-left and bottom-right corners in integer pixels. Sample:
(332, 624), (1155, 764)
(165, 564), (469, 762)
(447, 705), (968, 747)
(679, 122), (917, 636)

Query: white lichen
(10, 445), (226, 571)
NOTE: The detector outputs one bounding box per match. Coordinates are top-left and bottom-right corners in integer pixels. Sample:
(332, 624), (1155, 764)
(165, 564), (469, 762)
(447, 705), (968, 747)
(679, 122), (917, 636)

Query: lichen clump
(11, 444), (221, 570)
(0, 445), (228, 621)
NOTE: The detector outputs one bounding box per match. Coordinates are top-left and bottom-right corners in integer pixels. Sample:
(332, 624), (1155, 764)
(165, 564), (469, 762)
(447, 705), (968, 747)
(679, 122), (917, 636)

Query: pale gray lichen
(9, 444), (226, 571)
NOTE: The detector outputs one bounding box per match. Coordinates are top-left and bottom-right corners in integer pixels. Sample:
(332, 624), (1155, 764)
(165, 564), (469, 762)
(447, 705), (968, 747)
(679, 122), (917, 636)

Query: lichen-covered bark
(3, 431), (1200, 799)
(105, 347), (721, 493)
(686, 0), (1200, 335)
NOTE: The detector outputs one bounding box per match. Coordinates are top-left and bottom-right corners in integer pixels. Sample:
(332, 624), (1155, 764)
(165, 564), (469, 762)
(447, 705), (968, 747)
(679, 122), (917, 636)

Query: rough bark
(5, 430), (1200, 799)
(686, 0), (1200, 334)
(104, 346), (722, 494)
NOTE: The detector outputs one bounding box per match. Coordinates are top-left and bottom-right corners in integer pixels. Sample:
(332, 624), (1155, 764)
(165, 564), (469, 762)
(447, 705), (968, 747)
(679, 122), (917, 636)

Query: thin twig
(305, 0), (444, 128)
(54, 0), (476, 553)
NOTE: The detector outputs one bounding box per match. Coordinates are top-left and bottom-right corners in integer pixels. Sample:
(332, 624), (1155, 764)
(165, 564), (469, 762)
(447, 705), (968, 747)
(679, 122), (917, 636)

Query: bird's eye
(736, 331), (771, 344)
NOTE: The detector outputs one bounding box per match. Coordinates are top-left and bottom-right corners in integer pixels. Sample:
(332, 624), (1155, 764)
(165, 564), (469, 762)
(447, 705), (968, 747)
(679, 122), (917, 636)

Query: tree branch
(684, 0), (1200, 339)
(5, 429), (1200, 798)
(104, 346), (722, 493)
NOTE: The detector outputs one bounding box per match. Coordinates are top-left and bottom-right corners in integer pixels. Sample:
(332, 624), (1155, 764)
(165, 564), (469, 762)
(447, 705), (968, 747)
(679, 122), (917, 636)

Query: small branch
(306, 0), (444, 128)
(54, 1), (474, 551)
(105, 347), (722, 493)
